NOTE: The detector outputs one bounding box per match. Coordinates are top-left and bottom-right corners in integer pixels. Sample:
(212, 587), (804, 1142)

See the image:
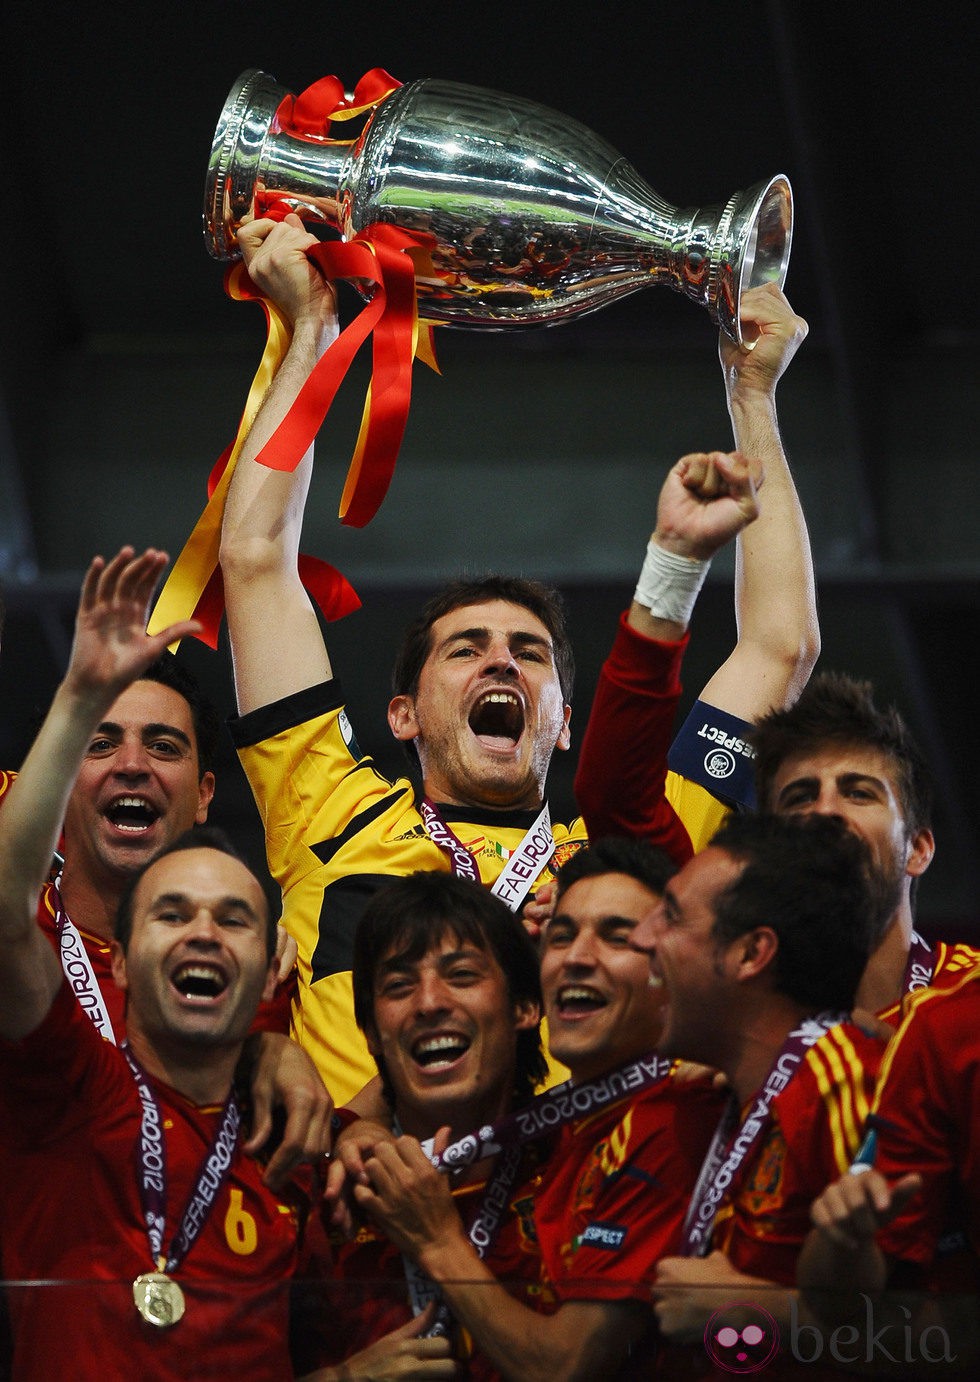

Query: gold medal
(133, 1271), (186, 1328)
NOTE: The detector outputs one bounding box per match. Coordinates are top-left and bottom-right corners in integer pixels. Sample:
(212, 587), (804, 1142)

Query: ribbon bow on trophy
(149, 66), (792, 647)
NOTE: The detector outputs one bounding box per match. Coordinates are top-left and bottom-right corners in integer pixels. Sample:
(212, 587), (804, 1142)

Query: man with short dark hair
(351, 839), (722, 1381)
(750, 671), (980, 1021)
(579, 639), (978, 1028)
(0, 585), (329, 1177)
(630, 812), (887, 1340)
(298, 870), (546, 1379)
(0, 550), (318, 1381)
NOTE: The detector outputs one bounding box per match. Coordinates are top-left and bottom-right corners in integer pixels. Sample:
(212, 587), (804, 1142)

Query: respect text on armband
(697, 724), (756, 759)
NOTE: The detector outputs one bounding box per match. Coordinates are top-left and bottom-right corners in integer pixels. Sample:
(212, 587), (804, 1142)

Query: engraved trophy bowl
(205, 69), (792, 343)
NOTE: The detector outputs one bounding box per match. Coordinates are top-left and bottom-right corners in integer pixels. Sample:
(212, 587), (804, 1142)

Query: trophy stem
(595, 161), (792, 342)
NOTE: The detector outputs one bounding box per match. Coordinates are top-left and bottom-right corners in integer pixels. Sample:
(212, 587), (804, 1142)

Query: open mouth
(468, 691), (524, 751)
(412, 1033), (471, 1070)
(555, 984), (607, 1017)
(171, 963), (228, 1001)
(105, 796), (160, 833)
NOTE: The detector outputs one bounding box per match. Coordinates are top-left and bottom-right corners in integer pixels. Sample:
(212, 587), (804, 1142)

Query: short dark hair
(391, 576), (575, 705)
(554, 836), (676, 904)
(707, 813), (883, 1012)
(114, 826), (274, 957)
(752, 672), (933, 836)
(352, 871), (547, 1108)
(140, 652), (221, 778)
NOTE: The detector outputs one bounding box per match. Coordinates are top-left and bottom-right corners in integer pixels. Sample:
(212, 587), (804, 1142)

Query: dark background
(1, 3), (977, 935)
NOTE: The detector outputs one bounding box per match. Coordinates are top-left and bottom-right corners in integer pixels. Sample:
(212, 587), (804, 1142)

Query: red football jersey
(873, 968), (980, 1286)
(297, 1148), (554, 1380)
(534, 1075), (723, 1302)
(875, 940), (980, 1027)
(714, 1021), (883, 1285)
(0, 981), (306, 1381)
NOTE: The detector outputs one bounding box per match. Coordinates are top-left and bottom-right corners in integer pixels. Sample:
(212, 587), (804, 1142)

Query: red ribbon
(274, 67), (402, 136)
(244, 70), (440, 528)
(150, 69), (433, 650)
(179, 263), (362, 650)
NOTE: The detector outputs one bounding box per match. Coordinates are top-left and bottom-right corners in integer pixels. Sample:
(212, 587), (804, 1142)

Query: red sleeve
(874, 990), (978, 1267)
(574, 613), (694, 865)
(249, 966), (297, 1036)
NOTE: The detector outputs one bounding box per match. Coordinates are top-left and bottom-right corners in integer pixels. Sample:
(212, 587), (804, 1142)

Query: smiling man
(52, 656), (218, 1026)
(0, 614), (328, 1188)
(629, 812), (888, 1344)
(353, 840), (722, 1381)
(0, 551), (316, 1381)
(0, 648), (217, 1040)
(296, 870), (546, 1379)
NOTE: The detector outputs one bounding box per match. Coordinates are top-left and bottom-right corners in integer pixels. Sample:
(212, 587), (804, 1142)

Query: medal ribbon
(402, 1054), (673, 1334)
(405, 1136), (529, 1336)
(435, 1050), (674, 1172)
(51, 878), (116, 1046)
(902, 931), (935, 995)
(121, 1042), (241, 1274)
(419, 800), (555, 913)
(679, 1010), (848, 1257)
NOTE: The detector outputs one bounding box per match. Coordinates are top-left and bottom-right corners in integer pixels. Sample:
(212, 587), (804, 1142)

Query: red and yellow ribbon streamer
(149, 68), (441, 648)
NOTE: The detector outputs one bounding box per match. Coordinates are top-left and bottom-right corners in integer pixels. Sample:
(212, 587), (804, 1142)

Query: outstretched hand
(654, 450), (761, 562)
(65, 548), (200, 704)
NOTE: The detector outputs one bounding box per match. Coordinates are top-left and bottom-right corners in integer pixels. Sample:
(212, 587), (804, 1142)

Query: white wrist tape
(633, 540), (710, 626)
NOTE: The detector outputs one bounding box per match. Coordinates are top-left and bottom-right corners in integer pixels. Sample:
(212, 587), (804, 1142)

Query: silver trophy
(205, 70), (792, 342)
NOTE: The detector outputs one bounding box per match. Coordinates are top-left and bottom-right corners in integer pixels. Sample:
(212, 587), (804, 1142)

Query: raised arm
(0, 550), (199, 1038)
(699, 282), (817, 717)
(628, 450), (760, 639)
(218, 215), (341, 715)
(574, 449), (758, 853)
